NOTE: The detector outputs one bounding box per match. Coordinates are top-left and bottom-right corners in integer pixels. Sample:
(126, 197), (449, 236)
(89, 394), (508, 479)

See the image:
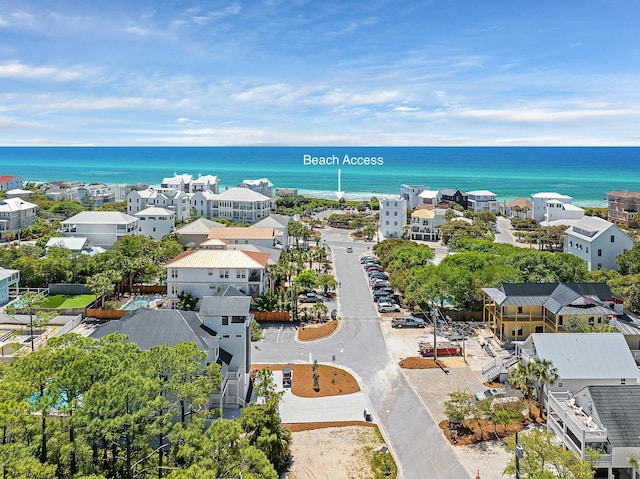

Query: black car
(360, 256), (380, 264)
(369, 272), (389, 281)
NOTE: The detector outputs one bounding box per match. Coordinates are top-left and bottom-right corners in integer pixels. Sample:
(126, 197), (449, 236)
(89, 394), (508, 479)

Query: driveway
(253, 225), (471, 479)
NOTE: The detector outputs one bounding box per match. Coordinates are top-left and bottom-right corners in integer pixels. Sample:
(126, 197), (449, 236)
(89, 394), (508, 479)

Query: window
(558, 315), (563, 326)
(170, 285), (178, 295)
(220, 270), (229, 279)
(611, 235), (615, 243)
(588, 316), (594, 326)
(557, 380), (564, 388)
(597, 249), (602, 257)
(222, 316), (229, 326)
(517, 306), (523, 314)
(621, 378), (626, 385)
(170, 269), (178, 279)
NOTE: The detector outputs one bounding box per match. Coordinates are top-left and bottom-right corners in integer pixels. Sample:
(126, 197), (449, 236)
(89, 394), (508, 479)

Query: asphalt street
(253, 224), (471, 479)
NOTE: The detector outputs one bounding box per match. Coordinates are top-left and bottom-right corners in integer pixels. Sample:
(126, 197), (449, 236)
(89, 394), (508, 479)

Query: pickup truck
(298, 293), (322, 303)
(391, 315), (426, 328)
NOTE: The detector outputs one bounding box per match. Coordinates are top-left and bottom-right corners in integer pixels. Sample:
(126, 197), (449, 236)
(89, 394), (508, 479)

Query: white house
(409, 208), (447, 242)
(0, 267), (19, 305)
(564, 216), (634, 271)
(127, 188), (191, 223)
(160, 173), (193, 193)
(190, 190), (218, 219)
(205, 227), (278, 249)
(400, 185), (428, 209)
(192, 174), (219, 194)
(213, 187), (273, 223)
(0, 198), (38, 240)
(166, 249), (269, 306)
(60, 211), (139, 249)
(379, 197), (407, 239)
(0, 175), (23, 191)
(77, 184), (115, 206)
(531, 192), (573, 223)
(540, 200), (584, 226)
(252, 214), (292, 250)
(199, 286), (253, 409)
(417, 189), (442, 208)
(134, 206), (175, 241)
(127, 188), (159, 215)
(466, 190), (499, 214)
(239, 178), (273, 197)
(547, 385), (640, 479)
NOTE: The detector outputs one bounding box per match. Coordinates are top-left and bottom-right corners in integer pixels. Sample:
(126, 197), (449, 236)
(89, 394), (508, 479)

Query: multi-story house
(379, 197), (407, 239)
(541, 200), (584, 226)
(252, 214), (292, 250)
(417, 189), (441, 208)
(0, 198), (38, 240)
(166, 249), (269, 306)
(192, 174), (219, 194)
(127, 188), (158, 215)
(190, 190), (218, 218)
(206, 227), (278, 249)
(239, 178), (273, 197)
(466, 190), (499, 214)
(77, 184), (115, 206)
(0, 267), (19, 305)
(0, 175), (23, 191)
(127, 188), (191, 223)
(174, 218), (225, 247)
(60, 211), (139, 249)
(160, 173), (193, 193)
(198, 286), (253, 409)
(409, 208), (446, 241)
(564, 216), (634, 271)
(607, 190), (640, 228)
(213, 187), (273, 223)
(547, 385), (640, 479)
(440, 188), (469, 210)
(530, 192), (573, 223)
(134, 207), (175, 241)
(482, 282), (620, 342)
(400, 185), (428, 209)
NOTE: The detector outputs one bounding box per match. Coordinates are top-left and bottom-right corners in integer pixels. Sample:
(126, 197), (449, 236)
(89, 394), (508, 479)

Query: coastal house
(251, 214), (292, 250)
(205, 227), (279, 249)
(379, 197), (407, 239)
(409, 208), (447, 242)
(501, 198), (531, 219)
(564, 216), (634, 271)
(45, 236), (106, 255)
(134, 206), (175, 241)
(6, 188), (33, 200)
(127, 188), (191, 223)
(166, 249), (269, 307)
(89, 300), (251, 412)
(607, 190), (640, 228)
(60, 211), (139, 249)
(0, 267), (19, 305)
(213, 187), (273, 223)
(482, 282), (619, 342)
(174, 218), (225, 247)
(400, 185), (429, 209)
(160, 173), (193, 194)
(190, 190), (218, 219)
(540, 200), (584, 226)
(0, 198), (38, 240)
(530, 192), (573, 223)
(76, 184), (115, 206)
(466, 190), (499, 214)
(417, 189), (441, 208)
(547, 385), (640, 479)
(239, 178), (273, 197)
(439, 188), (469, 210)
(192, 174), (220, 194)
(0, 175), (23, 191)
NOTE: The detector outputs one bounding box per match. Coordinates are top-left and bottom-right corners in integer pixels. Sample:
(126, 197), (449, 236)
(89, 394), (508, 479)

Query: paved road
(253, 226), (470, 479)
(494, 216), (517, 245)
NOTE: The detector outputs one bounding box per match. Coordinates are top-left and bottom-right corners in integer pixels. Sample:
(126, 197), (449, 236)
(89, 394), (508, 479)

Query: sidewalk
(272, 370), (371, 423)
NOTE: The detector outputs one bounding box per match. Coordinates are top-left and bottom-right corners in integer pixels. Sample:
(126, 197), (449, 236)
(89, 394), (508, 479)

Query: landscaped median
(296, 319), (339, 341)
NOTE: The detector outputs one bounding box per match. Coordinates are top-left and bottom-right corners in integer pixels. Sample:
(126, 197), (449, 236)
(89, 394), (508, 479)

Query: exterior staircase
(481, 355), (519, 382)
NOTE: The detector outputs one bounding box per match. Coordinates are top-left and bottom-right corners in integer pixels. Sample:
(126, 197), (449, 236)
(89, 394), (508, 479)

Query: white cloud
(391, 106), (420, 112)
(0, 117), (38, 129)
(454, 107), (636, 123)
(38, 97), (168, 111)
(0, 62), (82, 81)
(319, 89), (403, 106)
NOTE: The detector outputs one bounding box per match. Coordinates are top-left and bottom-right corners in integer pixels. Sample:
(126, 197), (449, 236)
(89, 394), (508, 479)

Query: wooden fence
(129, 285), (167, 295)
(85, 309), (129, 320)
(253, 311), (292, 322)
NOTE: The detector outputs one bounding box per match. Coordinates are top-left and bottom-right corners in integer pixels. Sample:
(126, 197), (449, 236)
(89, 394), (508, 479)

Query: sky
(0, 1), (639, 146)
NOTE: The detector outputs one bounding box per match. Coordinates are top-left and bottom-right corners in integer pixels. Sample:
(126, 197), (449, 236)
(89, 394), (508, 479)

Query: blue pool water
(121, 296), (164, 311)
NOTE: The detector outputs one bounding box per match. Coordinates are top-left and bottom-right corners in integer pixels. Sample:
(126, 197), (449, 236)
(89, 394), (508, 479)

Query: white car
(378, 302), (400, 313)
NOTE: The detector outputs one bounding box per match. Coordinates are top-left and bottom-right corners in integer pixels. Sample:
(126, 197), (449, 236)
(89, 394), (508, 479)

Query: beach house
(540, 200), (584, 226)
(76, 184), (115, 206)
(530, 192), (573, 223)
(166, 249), (269, 307)
(379, 197), (407, 239)
(400, 185), (429, 209)
(134, 206), (175, 241)
(482, 282), (619, 342)
(60, 211), (139, 249)
(607, 190), (640, 228)
(564, 216), (634, 271)
(252, 214), (292, 250)
(205, 227), (279, 250)
(466, 190), (499, 214)
(175, 218), (225, 247)
(409, 208), (447, 241)
(0, 198), (38, 240)
(239, 178), (273, 197)
(439, 188), (469, 210)
(192, 174), (220, 194)
(0, 175), (23, 191)
(127, 188), (191, 223)
(0, 267), (19, 305)
(213, 187), (273, 223)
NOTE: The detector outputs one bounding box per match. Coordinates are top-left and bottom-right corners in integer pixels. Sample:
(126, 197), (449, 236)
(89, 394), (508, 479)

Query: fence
(85, 309), (129, 320)
(128, 285), (167, 295)
(48, 283), (92, 295)
(253, 311), (291, 322)
(49, 314), (83, 340)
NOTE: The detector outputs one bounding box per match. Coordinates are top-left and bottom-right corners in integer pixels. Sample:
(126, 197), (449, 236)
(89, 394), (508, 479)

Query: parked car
(369, 272), (389, 281)
(299, 292), (322, 303)
(346, 246), (353, 253)
(360, 256), (380, 264)
(378, 302), (401, 313)
(475, 388), (507, 401)
(371, 280), (391, 289)
(391, 315), (426, 328)
(373, 289), (393, 301)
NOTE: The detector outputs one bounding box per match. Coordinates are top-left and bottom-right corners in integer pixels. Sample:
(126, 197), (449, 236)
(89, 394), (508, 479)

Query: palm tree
(531, 358), (559, 418)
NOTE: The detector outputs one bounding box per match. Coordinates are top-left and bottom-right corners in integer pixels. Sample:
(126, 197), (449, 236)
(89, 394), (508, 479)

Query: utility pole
(432, 306), (438, 361)
(515, 432), (524, 479)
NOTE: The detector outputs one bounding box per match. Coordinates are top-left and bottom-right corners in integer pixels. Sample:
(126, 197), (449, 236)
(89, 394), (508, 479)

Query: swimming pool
(121, 296), (164, 311)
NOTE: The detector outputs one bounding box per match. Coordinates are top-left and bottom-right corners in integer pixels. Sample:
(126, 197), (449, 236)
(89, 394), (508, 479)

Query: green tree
(443, 389), (474, 425)
(6, 291), (50, 352)
(317, 274), (337, 295)
(176, 291), (198, 311)
(294, 269), (318, 291)
(86, 272), (114, 308)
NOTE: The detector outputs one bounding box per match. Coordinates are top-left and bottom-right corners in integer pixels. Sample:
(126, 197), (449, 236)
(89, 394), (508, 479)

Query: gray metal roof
(524, 333), (640, 380)
(588, 385), (640, 447)
(90, 308), (217, 351)
(198, 286), (251, 317)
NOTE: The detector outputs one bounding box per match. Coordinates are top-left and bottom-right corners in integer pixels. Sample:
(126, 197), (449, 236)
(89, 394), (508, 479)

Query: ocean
(1, 146), (639, 206)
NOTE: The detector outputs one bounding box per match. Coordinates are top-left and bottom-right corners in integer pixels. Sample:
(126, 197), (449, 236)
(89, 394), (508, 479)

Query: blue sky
(1, 1), (639, 146)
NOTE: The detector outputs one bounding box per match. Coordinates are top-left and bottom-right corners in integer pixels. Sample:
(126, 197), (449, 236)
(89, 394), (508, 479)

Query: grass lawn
(44, 294), (95, 309)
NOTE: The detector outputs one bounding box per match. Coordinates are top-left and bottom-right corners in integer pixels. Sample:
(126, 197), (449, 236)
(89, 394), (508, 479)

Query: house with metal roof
(166, 249), (269, 307)
(564, 216), (634, 271)
(175, 218), (225, 247)
(409, 208), (446, 241)
(252, 214), (292, 250)
(530, 192), (573, 223)
(0, 267), (19, 305)
(239, 178), (273, 197)
(547, 385), (640, 479)
(206, 226), (278, 249)
(134, 206), (175, 241)
(60, 211), (139, 249)
(466, 190), (499, 214)
(482, 282), (620, 342)
(0, 197), (38, 240)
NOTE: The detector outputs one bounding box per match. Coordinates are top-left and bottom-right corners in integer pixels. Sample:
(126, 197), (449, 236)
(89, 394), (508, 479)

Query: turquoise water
(2, 146), (639, 206)
(121, 296), (163, 311)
